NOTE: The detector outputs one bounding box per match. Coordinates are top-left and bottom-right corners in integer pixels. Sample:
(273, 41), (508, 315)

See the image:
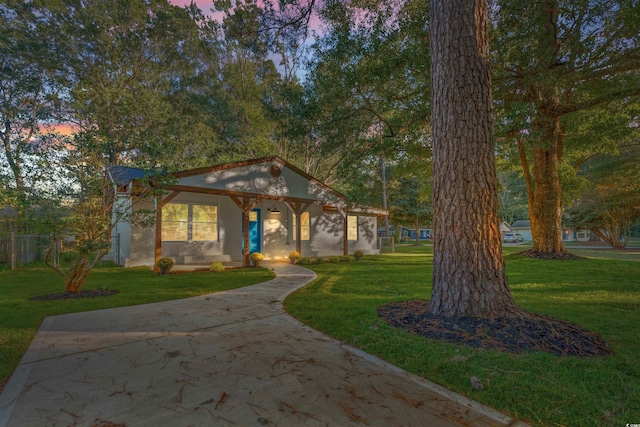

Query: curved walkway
(0, 263), (527, 426)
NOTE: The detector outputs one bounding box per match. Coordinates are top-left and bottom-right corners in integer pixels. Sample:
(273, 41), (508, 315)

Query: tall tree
(63, 0), (206, 169)
(567, 139), (640, 248)
(303, 0), (431, 188)
(0, 1), (68, 201)
(429, 0), (520, 318)
(492, 0), (640, 255)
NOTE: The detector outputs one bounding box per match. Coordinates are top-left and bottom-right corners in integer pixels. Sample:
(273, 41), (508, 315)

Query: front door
(242, 209), (261, 253)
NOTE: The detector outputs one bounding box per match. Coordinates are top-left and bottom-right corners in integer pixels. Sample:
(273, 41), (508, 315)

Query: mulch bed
(29, 289), (120, 301)
(378, 300), (610, 357)
(519, 250), (585, 261)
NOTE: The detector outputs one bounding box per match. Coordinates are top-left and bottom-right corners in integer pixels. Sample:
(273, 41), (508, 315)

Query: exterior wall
(511, 227), (532, 242)
(177, 161), (344, 207)
(106, 194), (132, 265)
(124, 193), (379, 267)
(125, 197), (156, 267)
(260, 200), (293, 260)
(349, 215), (379, 254)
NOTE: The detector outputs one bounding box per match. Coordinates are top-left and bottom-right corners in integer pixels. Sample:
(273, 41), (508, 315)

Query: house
(399, 226), (432, 242)
(499, 221), (512, 237)
(510, 219), (598, 243)
(377, 226), (396, 238)
(510, 220), (532, 241)
(107, 156), (385, 269)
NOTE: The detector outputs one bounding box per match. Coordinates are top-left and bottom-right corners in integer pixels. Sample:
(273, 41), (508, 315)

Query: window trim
(292, 211), (310, 241)
(162, 202), (218, 242)
(347, 215), (358, 241)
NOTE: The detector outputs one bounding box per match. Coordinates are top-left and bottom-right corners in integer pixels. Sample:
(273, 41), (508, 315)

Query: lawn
(0, 265), (274, 392)
(285, 245), (640, 427)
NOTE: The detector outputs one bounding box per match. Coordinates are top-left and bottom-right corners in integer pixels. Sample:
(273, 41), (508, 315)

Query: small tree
(38, 133), (160, 293)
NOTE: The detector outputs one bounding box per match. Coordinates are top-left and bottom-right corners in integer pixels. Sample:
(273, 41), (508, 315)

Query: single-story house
(510, 220), (598, 242)
(499, 221), (512, 237)
(510, 220), (532, 241)
(399, 226), (432, 242)
(107, 156), (385, 269)
(377, 226), (396, 238)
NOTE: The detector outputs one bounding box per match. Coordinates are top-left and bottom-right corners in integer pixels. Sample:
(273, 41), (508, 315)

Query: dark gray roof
(108, 166), (155, 186)
(511, 220), (531, 228)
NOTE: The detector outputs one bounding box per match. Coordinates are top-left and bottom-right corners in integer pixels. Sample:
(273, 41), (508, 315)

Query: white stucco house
(107, 156), (385, 269)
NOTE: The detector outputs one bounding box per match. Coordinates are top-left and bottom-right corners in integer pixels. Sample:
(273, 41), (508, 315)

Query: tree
(567, 141), (640, 248)
(429, 0), (520, 318)
(300, 0), (431, 189)
(63, 0), (209, 169)
(497, 171), (529, 226)
(492, 0), (640, 255)
(0, 2), (68, 202)
(37, 133), (160, 292)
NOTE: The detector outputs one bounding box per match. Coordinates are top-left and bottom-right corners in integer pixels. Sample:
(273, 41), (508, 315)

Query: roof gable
(172, 156), (346, 205)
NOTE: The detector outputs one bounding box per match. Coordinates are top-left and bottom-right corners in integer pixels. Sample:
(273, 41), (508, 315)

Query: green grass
(0, 266), (274, 391)
(285, 246), (640, 427)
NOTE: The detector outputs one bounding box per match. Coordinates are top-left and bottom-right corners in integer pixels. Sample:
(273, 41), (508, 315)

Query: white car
(503, 233), (524, 243)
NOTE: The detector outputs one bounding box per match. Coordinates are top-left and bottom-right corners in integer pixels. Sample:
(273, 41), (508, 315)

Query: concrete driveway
(0, 263), (527, 426)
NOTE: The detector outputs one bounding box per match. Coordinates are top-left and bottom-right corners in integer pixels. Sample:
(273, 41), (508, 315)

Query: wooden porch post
(285, 201), (311, 256)
(230, 195), (265, 267)
(343, 214), (348, 256)
(337, 207), (348, 256)
(154, 191), (181, 272)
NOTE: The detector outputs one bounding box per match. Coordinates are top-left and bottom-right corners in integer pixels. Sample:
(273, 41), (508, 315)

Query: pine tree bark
(429, 0), (520, 319)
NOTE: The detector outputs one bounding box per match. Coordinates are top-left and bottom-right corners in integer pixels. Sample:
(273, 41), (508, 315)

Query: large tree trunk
(529, 115), (566, 253)
(429, 0), (520, 319)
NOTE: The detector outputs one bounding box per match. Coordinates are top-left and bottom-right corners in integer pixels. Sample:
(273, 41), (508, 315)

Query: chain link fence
(378, 236), (395, 253)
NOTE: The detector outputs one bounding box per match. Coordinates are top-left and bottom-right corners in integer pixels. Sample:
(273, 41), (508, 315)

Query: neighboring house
(107, 156), (385, 268)
(510, 219), (598, 242)
(564, 228), (600, 242)
(510, 220), (532, 241)
(499, 221), (513, 238)
(399, 226), (432, 242)
(377, 226), (396, 238)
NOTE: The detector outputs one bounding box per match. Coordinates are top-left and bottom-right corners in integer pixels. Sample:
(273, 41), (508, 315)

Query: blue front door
(242, 209), (261, 253)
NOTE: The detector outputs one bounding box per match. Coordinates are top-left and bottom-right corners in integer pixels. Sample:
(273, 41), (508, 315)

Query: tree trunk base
(519, 250), (585, 261)
(379, 300), (609, 357)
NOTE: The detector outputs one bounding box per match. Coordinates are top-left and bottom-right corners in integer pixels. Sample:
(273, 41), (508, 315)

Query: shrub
(60, 250), (79, 266)
(157, 257), (174, 274)
(341, 255), (355, 262)
(209, 262), (225, 273)
(327, 256), (341, 264)
(353, 250), (364, 261)
(288, 251), (301, 264)
(249, 252), (264, 267)
(314, 257), (325, 264)
(296, 257), (313, 265)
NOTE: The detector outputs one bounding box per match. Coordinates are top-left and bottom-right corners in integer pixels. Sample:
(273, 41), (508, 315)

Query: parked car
(503, 233), (524, 243)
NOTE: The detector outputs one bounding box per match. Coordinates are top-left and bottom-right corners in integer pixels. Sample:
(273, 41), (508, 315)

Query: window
(162, 203), (218, 241)
(347, 215), (358, 241)
(162, 203), (188, 241)
(292, 212), (310, 240)
(192, 205), (218, 241)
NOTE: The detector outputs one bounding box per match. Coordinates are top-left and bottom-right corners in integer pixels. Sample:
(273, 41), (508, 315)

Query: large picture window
(347, 215), (358, 241)
(162, 203), (218, 241)
(161, 203), (188, 241)
(292, 212), (310, 241)
(192, 205), (218, 241)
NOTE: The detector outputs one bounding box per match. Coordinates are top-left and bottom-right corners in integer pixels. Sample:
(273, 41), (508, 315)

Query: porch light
(269, 205), (280, 214)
